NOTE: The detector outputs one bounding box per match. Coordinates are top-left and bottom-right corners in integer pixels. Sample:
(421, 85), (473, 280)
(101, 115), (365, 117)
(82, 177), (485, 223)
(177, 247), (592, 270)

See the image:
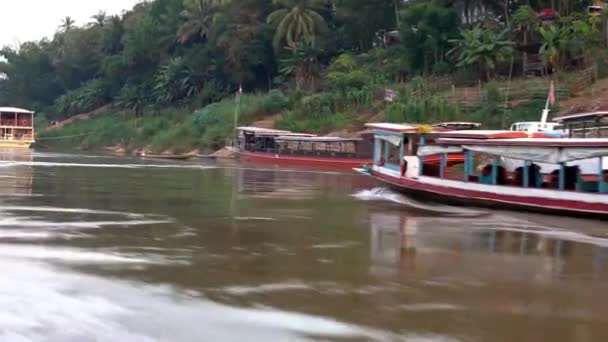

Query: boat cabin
(0, 107), (35, 147)
(362, 122), (608, 216)
(275, 136), (373, 159)
(554, 111), (608, 138)
(509, 121), (565, 134)
(427, 137), (608, 193)
(235, 126), (374, 160)
(236, 127), (315, 153)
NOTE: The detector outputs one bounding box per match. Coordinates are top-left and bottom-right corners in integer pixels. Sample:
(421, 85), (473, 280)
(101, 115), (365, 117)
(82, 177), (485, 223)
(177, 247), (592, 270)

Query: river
(1, 149), (608, 341)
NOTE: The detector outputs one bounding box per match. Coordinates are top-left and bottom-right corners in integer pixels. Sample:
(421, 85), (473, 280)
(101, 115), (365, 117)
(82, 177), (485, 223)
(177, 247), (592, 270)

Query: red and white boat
(358, 123), (608, 218)
(234, 127), (374, 169)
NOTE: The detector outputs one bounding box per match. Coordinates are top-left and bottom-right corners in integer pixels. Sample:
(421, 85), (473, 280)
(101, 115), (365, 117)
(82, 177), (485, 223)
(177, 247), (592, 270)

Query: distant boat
(233, 126), (374, 169)
(0, 107), (35, 148)
(139, 153), (195, 160)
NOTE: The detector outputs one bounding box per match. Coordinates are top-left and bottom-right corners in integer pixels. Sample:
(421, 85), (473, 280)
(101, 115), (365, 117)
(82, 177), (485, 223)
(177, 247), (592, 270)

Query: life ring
(20, 120), (27, 126)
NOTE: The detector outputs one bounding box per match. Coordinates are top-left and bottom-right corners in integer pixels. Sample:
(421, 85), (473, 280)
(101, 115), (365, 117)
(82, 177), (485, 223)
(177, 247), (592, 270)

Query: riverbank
(36, 71), (608, 154)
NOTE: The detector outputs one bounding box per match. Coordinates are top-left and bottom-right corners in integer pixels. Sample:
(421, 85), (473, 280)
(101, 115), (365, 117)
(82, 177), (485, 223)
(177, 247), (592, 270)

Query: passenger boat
(358, 123), (608, 218)
(234, 127), (374, 169)
(0, 107), (35, 148)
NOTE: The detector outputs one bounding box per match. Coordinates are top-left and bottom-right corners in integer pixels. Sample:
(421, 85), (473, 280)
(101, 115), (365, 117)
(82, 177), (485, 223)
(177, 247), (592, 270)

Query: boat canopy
(427, 137), (608, 164)
(432, 122), (482, 130)
(437, 130), (552, 139)
(236, 126), (316, 137)
(275, 136), (361, 142)
(554, 111), (608, 123)
(365, 123), (421, 133)
(0, 107), (35, 114)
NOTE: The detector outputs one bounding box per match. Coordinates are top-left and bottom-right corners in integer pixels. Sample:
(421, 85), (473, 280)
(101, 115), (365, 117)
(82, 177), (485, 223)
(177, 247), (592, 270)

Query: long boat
(234, 123), (484, 170)
(357, 123), (608, 218)
(234, 126), (374, 169)
(0, 107), (35, 148)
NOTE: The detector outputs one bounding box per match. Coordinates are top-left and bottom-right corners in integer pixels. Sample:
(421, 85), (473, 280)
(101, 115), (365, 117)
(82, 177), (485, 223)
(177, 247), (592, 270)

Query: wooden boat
(234, 127), (374, 169)
(0, 107), (35, 148)
(140, 153), (195, 160)
(358, 123), (608, 218)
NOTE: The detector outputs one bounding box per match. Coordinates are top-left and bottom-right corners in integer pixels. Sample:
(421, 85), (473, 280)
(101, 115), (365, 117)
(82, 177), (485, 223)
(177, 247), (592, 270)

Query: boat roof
(435, 137), (608, 147)
(554, 111), (608, 123)
(436, 130), (551, 139)
(365, 123), (421, 133)
(236, 126), (316, 137)
(0, 107), (34, 114)
(236, 126), (291, 134)
(275, 136), (362, 142)
(432, 121), (482, 127)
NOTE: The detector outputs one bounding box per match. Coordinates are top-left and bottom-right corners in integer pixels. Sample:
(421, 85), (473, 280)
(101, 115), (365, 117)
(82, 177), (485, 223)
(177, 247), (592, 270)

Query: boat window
(387, 144), (401, 165)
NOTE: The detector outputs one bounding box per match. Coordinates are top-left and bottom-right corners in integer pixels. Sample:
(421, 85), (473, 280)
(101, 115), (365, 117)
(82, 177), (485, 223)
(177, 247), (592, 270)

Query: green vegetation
(1, 0), (607, 151)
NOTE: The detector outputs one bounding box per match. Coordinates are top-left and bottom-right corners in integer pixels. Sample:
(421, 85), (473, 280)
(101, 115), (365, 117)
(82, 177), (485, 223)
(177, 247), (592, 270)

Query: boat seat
(576, 171), (599, 192)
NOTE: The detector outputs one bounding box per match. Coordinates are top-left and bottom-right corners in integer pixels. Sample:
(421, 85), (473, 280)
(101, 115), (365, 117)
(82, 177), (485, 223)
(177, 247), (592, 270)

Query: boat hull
(237, 150), (372, 169)
(371, 169), (608, 219)
(0, 140), (33, 149)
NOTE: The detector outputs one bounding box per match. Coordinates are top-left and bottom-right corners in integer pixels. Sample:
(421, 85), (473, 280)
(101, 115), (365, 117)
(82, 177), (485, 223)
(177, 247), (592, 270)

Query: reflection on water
(0, 149), (33, 197)
(0, 151), (608, 341)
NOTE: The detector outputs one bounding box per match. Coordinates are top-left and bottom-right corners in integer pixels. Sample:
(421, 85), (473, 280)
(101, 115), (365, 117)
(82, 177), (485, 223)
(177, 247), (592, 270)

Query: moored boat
(0, 107), (35, 148)
(234, 126), (374, 169)
(358, 123), (608, 218)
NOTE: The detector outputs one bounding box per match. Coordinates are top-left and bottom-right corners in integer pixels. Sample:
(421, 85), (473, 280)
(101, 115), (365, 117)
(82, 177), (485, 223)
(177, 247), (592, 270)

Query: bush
(384, 103), (407, 122)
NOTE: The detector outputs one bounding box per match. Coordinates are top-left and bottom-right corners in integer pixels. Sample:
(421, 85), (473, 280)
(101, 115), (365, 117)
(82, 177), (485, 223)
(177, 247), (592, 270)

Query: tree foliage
(0, 0), (604, 121)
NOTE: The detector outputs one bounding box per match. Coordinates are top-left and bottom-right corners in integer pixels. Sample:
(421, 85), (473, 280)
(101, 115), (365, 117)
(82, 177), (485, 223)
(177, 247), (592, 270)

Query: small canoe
(196, 154), (217, 160)
(140, 154), (195, 160)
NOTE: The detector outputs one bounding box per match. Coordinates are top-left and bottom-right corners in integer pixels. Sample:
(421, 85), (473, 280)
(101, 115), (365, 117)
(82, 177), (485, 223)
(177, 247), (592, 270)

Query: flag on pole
(548, 80), (555, 106)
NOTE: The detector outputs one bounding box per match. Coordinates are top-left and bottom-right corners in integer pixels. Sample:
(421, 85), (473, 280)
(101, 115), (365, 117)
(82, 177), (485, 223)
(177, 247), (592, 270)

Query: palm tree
(176, 0), (217, 44)
(280, 41), (322, 90)
(266, 0), (327, 50)
(512, 5), (539, 75)
(103, 15), (124, 54)
(59, 16), (75, 32)
(91, 11), (108, 27)
(154, 57), (200, 103)
(449, 26), (514, 80)
(538, 25), (569, 73)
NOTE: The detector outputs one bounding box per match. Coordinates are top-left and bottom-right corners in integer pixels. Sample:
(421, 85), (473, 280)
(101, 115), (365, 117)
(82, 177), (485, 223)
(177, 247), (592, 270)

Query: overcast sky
(0, 0), (142, 48)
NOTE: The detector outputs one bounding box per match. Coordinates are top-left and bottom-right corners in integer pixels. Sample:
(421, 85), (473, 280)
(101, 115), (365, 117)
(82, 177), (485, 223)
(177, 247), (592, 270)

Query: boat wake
(353, 187), (487, 217)
(0, 161), (216, 170)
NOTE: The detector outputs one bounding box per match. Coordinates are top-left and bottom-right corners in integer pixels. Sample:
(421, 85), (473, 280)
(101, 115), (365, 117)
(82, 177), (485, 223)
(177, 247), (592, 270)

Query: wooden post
(440, 153), (447, 179)
(374, 138), (381, 164)
(492, 157), (498, 185)
(559, 163), (566, 191)
(599, 157), (605, 193)
(418, 136), (425, 176)
(523, 160), (530, 188)
(464, 150), (470, 181)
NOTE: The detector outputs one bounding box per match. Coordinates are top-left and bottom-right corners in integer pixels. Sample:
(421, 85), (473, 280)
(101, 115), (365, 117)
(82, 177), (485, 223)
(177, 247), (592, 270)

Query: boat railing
(0, 134), (34, 141)
(0, 120), (33, 127)
(243, 145), (365, 159)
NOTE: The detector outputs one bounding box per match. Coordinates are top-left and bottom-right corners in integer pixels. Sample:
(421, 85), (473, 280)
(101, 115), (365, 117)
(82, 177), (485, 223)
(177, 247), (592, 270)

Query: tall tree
(266, 0), (328, 50)
(59, 17), (76, 32)
(91, 11), (108, 27)
(450, 26), (514, 80)
(176, 0), (218, 43)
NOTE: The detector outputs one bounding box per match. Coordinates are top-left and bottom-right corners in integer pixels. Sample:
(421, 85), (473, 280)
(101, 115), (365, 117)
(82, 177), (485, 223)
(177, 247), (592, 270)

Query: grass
(36, 69), (596, 152)
(36, 91), (294, 153)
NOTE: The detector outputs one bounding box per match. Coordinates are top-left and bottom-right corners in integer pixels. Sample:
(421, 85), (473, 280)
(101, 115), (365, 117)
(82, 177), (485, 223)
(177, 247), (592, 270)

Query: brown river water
(1, 149), (608, 341)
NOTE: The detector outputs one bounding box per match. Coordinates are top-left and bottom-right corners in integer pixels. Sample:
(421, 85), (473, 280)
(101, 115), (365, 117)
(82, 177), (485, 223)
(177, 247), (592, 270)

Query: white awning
(418, 145), (463, 157)
(376, 134), (402, 146)
(463, 145), (608, 164)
